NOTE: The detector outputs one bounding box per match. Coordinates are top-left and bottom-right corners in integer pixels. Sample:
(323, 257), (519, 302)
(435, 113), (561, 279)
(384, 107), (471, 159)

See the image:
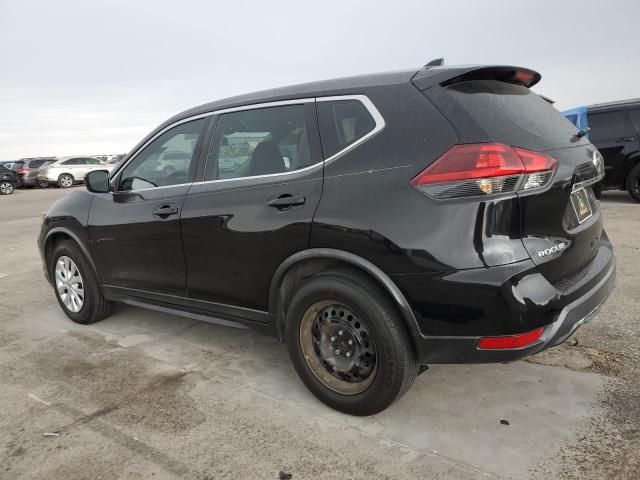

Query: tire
(286, 269), (418, 416)
(626, 163), (640, 203)
(38, 180), (49, 188)
(0, 181), (14, 195)
(58, 174), (74, 188)
(50, 240), (112, 324)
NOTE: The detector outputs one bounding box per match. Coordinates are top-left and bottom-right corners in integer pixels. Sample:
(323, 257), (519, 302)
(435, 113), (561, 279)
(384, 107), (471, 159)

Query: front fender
(39, 190), (97, 284)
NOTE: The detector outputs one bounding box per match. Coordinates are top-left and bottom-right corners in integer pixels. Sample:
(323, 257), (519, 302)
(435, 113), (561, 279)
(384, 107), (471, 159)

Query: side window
(85, 158), (100, 165)
(119, 118), (205, 191)
(317, 100), (376, 158)
(628, 110), (640, 134)
(588, 111), (634, 142)
(62, 159), (79, 165)
(205, 104), (310, 181)
(75, 159), (88, 165)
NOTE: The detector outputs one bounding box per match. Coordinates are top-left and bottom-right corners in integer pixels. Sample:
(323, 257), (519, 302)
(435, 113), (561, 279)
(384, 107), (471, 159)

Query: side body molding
(268, 248), (421, 341)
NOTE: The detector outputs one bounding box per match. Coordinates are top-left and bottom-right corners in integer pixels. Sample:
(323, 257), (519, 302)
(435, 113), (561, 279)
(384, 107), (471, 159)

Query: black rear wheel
(299, 300), (378, 395)
(286, 269), (418, 416)
(626, 163), (640, 203)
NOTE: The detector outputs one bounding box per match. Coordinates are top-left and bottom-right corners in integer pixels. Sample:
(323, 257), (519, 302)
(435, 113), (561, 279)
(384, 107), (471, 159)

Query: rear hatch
(417, 69), (605, 283)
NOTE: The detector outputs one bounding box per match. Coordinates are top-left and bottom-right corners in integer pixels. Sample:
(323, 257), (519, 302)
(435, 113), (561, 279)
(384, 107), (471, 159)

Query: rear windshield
(445, 80), (586, 151)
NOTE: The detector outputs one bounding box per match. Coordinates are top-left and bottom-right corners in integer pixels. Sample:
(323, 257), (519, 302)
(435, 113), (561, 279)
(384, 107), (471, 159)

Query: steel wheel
(59, 174), (73, 188)
(299, 300), (377, 395)
(0, 181), (14, 195)
(38, 180), (49, 188)
(55, 255), (85, 313)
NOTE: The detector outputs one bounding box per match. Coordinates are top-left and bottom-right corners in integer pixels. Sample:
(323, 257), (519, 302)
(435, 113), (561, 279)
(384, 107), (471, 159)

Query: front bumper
(408, 252), (616, 364)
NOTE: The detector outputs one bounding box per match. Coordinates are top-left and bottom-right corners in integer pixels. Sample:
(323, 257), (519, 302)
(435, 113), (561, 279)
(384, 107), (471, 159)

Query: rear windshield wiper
(573, 127), (591, 141)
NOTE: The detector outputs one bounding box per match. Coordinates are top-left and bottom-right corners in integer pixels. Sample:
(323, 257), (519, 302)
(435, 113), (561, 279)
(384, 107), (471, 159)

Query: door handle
(267, 194), (306, 209)
(153, 204), (179, 219)
(615, 137), (635, 143)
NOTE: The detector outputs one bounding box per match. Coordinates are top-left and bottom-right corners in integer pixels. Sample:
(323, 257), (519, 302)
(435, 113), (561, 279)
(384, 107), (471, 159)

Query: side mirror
(85, 170), (111, 193)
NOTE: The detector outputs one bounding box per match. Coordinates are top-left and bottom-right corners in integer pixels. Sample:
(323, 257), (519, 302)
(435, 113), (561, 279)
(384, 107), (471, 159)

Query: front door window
(119, 118), (206, 191)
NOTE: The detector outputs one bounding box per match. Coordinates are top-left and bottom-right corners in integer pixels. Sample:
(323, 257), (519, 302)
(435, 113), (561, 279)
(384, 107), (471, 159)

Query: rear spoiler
(412, 65), (541, 91)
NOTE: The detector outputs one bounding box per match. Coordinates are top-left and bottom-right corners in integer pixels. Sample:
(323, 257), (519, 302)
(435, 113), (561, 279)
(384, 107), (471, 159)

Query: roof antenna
(424, 58), (444, 67)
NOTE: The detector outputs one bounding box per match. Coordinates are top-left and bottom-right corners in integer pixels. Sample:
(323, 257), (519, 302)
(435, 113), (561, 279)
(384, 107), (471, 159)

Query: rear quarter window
(444, 80), (585, 151)
(317, 100), (376, 158)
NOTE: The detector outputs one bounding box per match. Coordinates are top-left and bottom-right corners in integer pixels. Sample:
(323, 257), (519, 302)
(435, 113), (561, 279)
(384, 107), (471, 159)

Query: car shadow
(86, 303), (606, 478)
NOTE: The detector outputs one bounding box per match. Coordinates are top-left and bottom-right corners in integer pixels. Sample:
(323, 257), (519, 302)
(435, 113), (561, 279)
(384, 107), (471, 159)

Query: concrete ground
(0, 186), (638, 480)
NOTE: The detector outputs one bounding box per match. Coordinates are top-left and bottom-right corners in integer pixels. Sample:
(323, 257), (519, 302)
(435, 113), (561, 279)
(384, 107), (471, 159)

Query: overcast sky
(1, 0), (638, 160)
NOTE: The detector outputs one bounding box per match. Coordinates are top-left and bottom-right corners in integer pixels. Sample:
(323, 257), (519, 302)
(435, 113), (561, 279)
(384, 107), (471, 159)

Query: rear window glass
(317, 100), (375, 158)
(445, 80), (584, 151)
(28, 160), (45, 168)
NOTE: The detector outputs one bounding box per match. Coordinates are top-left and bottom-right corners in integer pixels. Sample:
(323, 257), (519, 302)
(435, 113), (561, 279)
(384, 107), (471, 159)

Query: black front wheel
(286, 269), (418, 416)
(626, 163), (640, 203)
(50, 240), (112, 324)
(0, 181), (15, 195)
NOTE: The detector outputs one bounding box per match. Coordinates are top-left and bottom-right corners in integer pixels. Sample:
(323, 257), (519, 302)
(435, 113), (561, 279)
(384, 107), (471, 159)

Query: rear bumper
(406, 250), (616, 364)
(37, 172), (58, 182)
(21, 176), (39, 186)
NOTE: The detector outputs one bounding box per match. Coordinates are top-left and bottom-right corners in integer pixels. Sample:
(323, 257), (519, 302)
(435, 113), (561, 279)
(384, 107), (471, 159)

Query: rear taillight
(17, 168), (31, 174)
(411, 143), (557, 199)
(477, 327), (544, 350)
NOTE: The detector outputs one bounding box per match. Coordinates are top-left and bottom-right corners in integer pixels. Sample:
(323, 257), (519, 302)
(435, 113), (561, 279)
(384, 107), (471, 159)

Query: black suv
(586, 99), (640, 201)
(39, 64), (616, 415)
(0, 164), (19, 195)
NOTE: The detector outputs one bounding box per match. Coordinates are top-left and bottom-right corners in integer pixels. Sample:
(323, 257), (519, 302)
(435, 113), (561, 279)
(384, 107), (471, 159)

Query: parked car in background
(37, 156), (112, 188)
(9, 158), (57, 187)
(562, 106), (588, 131)
(0, 164), (19, 195)
(106, 154), (125, 165)
(563, 99), (640, 201)
(25, 158), (57, 188)
(39, 63), (616, 415)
